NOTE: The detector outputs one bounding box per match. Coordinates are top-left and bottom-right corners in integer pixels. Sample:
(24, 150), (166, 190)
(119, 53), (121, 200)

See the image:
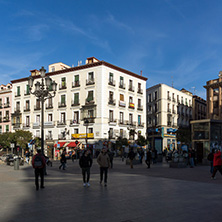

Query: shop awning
(66, 142), (77, 148)
(54, 142), (66, 148)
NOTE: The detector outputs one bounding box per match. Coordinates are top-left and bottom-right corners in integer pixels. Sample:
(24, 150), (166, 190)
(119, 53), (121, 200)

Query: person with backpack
(79, 149), (93, 187)
(32, 148), (46, 191)
(207, 149), (215, 174)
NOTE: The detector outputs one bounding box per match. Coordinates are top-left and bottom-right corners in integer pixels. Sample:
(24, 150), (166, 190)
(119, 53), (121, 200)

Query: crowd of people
(31, 146), (222, 190)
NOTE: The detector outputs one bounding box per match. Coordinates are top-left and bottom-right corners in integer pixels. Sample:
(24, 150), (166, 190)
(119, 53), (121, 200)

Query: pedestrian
(128, 149), (136, 169)
(207, 149), (215, 174)
(32, 148), (46, 191)
(108, 149), (114, 168)
(211, 149), (222, 179)
(151, 149), (156, 164)
(59, 150), (67, 170)
(25, 150), (30, 164)
(188, 148), (195, 168)
(79, 149), (93, 187)
(145, 149), (152, 169)
(138, 148), (144, 164)
(97, 148), (110, 186)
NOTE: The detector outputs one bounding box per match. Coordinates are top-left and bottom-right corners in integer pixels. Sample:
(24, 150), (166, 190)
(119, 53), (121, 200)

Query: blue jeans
(189, 158), (194, 167)
(210, 161), (214, 174)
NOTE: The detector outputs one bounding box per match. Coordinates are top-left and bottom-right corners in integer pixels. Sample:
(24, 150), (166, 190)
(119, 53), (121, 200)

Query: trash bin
(14, 157), (20, 170)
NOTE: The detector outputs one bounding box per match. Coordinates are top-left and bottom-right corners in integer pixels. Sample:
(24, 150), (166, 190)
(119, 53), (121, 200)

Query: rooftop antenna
(171, 76), (174, 88)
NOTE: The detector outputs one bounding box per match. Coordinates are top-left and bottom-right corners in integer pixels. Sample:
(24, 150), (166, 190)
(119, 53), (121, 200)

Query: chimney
(140, 70), (142, 76)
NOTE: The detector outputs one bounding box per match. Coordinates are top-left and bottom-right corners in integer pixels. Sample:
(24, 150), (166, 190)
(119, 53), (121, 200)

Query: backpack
(207, 153), (214, 161)
(34, 155), (43, 167)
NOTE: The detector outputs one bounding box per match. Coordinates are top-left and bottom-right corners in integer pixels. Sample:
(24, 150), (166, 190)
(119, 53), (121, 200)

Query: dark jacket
(60, 153), (66, 163)
(146, 150), (152, 160)
(32, 154), (46, 169)
(79, 154), (92, 168)
(128, 151), (135, 160)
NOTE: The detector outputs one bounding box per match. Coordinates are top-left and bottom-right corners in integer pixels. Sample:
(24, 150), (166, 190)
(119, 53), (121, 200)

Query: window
(109, 73), (113, 82)
(16, 101), (20, 111)
(5, 125), (9, 132)
(109, 91), (114, 101)
(61, 95), (66, 105)
(177, 95), (180, 103)
(36, 99), (40, 109)
(88, 128), (93, 133)
(120, 94), (124, 101)
(154, 91), (157, 100)
(129, 113), (133, 124)
(61, 77), (66, 88)
(138, 83), (141, 90)
(181, 97), (184, 104)
(26, 116), (30, 126)
(185, 98), (188, 105)
(138, 115), (141, 125)
(120, 129), (123, 138)
(74, 129), (79, 134)
(87, 91), (94, 102)
(88, 72), (94, 81)
(51, 66), (55, 72)
(74, 111), (79, 123)
(74, 75), (79, 86)
(109, 128), (113, 139)
(148, 94), (151, 102)
(120, 112), (124, 123)
(0, 99), (2, 106)
(61, 112), (66, 123)
(74, 93), (79, 104)
(26, 85), (30, 95)
(17, 86), (20, 96)
(120, 76), (124, 88)
(88, 109), (94, 118)
(6, 110), (9, 119)
(48, 98), (52, 107)
(148, 105), (151, 112)
(129, 96), (133, 103)
(36, 115), (40, 123)
(48, 114), (53, 122)
(167, 91), (170, 99)
(109, 110), (114, 122)
(25, 100), (30, 110)
(129, 80), (133, 90)
(138, 99), (141, 107)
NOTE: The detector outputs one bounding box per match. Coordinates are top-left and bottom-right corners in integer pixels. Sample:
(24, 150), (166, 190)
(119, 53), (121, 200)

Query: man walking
(97, 148), (110, 186)
(145, 149), (152, 169)
(59, 150), (67, 170)
(211, 149), (222, 179)
(32, 148), (46, 191)
(79, 149), (93, 187)
(128, 149), (136, 169)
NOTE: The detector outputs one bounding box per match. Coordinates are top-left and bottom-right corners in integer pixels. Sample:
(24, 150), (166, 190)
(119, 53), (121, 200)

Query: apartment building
(0, 84), (12, 133)
(11, 57), (147, 152)
(146, 84), (193, 153)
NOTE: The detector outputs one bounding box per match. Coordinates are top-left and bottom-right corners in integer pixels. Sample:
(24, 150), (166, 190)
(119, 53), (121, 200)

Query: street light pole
(27, 67), (57, 154)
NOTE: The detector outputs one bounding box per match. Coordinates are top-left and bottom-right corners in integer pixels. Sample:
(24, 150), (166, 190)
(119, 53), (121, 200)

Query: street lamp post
(27, 67), (57, 154)
(84, 119), (89, 149)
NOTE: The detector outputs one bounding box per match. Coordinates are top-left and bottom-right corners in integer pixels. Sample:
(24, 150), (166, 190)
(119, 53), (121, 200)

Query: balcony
(24, 90), (30, 96)
(23, 124), (30, 128)
(172, 110), (176, 114)
(34, 105), (41, 111)
(108, 80), (116, 87)
(108, 99), (116, 106)
(59, 83), (67, 90)
(12, 123), (21, 129)
(72, 81), (80, 88)
(128, 121), (137, 127)
(172, 98), (176, 102)
(138, 122), (145, 128)
(119, 83), (125, 89)
(71, 100), (80, 107)
(44, 121), (55, 128)
(33, 122), (40, 129)
(128, 86), (134, 92)
(58, 102), (66, 108)
(167, 122), (172, 126)
(24, 106), (30, 112)
(119, 101), (126, 108)
(167, 109), (171, 113)
(70, 119), (80, 126)
(3, 117), (10, 122)
(137, 105), (143, 111)
(45, 135), (53, 140)
(128, 103), (135, 109)
(119, 120), (127, 125)
(46, 104), (53, 109)
(85, 99), (95, 105)
(15, 93), (21, 97)
(167, 96), (171, 101)
(137, 88), (143, 94)
(86, 79), (95, 86)
(108, 119), (117, 126)
(4, 103), (10, 108)
(57, 121), (66, 127)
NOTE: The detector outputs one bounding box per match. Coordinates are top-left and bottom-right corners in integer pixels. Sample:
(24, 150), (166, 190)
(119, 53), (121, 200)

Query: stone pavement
(0, 158), (222, 222)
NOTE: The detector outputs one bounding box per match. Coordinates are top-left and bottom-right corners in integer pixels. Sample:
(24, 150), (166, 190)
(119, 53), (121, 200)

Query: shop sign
(71, 133), (94, 139)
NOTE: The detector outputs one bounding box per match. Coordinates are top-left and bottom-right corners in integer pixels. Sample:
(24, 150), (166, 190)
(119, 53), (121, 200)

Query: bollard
(14, 157), (19, 170)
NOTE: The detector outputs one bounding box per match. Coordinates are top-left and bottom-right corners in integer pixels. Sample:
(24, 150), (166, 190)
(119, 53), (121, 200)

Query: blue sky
(1, 0), (222, 99)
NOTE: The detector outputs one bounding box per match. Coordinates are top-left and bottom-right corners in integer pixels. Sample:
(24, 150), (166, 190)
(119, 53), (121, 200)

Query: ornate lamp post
(84, 119), (89, 149)
(27, 67), (57, 154)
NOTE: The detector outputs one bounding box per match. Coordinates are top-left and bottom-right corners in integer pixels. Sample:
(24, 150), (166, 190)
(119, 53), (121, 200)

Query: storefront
(191, 119), (222, 164)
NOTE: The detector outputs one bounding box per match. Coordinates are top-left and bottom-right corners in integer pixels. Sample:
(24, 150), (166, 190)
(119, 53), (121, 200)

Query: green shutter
(61, 95), (65, 104)
(17, 86), (20, 96)
(88, 91), (93, 101)
(75, 75), (79, 81)
(74, 93), (79, 104)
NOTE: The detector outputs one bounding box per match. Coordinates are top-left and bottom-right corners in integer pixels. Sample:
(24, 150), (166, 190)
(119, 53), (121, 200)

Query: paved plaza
(0, 158), (222, 222)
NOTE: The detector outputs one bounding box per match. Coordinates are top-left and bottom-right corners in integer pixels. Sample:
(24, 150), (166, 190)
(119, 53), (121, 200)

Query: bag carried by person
(207, 153), (214, 161)
(34, 155), (43, 167)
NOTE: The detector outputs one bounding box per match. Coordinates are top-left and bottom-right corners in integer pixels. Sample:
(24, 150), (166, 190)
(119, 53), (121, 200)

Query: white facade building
(11, 57), (147, 152)
(146, 84), (193, 153)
